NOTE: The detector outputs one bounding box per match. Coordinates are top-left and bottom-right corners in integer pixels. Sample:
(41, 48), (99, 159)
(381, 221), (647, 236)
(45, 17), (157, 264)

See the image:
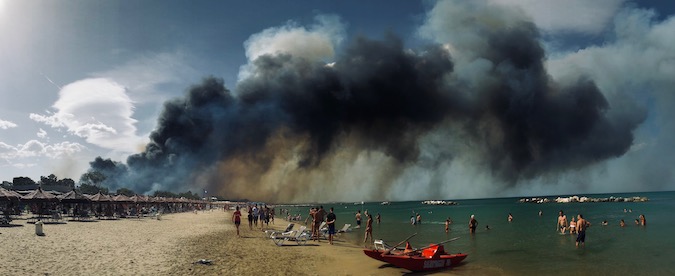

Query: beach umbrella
(21, 187), (58, 202)
(112, 194), (132, 203)
(0, 187), (21, 201)
(88, 192), (112, 202)
(58, 189), (91, 204)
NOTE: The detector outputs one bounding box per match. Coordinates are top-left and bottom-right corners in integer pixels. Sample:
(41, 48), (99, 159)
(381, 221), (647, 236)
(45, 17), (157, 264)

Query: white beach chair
(336, 223), (352, 233)
(265, 223), (294, 238)
(271, 226), (308, 246)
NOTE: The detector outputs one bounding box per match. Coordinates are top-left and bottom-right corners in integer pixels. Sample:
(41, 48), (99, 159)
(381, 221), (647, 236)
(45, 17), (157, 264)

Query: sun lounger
(271, 226), (309, 246)
(265, 223), (294, 238)
(336, 223), (352, 233)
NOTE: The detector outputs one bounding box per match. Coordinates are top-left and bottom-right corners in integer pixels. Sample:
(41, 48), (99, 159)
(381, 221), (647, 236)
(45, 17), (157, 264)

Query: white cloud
(239, 15), (346, 81)
(0, 118), (17, 129)
(37, 128), (48, 139)
(0, 140), (85, 160)
(490, 0), (626, 34)
(91, 51), (200, 104)
(30, 78), (146, 152)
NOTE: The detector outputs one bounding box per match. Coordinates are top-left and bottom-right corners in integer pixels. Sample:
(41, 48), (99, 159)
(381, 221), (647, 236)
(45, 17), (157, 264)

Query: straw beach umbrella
(0, 187), (21, 201)
(58, 189), (91, 204)
(88, 192), (113, 218)
(21, 187), (59, 219)
(1, 187), (22, 219)
(58, 189), (91, 219)
(112, 195), (132, 217)
(21, 187), (58, 202)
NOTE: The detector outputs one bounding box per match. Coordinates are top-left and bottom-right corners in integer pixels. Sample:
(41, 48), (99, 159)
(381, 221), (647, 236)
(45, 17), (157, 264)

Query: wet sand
(0, 210), (481, 275)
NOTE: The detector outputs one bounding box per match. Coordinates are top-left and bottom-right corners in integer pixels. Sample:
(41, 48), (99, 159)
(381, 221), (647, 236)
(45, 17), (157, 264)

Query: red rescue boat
(363, 237), (467, 272)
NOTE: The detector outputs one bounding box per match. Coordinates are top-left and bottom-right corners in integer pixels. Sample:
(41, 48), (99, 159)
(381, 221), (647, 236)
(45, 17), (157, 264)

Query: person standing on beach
(259, 207), (266, 230)
(307, 207), (316, 237)
(326, 207), (337, 245)
(445, 218), (451, 233)
(363, 213), (373, 245)
(247, 206), (254, 230)
(576, 214), (591, 248)
(232, 206), (242, 237)
(355, 210), (362, 228)
(469, 215), (478, 233)
(313, 206), (327, 242)
(252, 205), (259, 227)
(557, 210), (567, 234)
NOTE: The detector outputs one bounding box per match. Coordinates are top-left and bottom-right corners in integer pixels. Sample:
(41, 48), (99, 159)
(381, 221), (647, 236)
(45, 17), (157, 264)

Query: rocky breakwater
(519, 196), (649, 204)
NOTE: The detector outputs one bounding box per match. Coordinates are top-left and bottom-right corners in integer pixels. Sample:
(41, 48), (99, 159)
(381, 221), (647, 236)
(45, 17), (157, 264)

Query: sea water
(284, 191), (675, 275)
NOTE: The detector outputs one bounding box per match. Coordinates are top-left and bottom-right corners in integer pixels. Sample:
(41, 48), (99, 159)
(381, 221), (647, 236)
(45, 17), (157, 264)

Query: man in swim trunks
(557, 210), (567, 234)
(355, 210), (362, 228)
(576, 214), (591, 248)
(326, 207), (336, 245)
(313, 206), (327, 242)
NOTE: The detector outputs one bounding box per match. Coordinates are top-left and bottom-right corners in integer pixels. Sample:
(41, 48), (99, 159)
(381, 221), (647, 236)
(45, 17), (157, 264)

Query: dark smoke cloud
(84, 15), (645, 200)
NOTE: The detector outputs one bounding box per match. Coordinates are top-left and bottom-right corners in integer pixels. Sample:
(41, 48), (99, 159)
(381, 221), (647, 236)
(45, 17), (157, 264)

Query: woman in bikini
(569, 217), (577, 234)
(232, 206), (242, 237)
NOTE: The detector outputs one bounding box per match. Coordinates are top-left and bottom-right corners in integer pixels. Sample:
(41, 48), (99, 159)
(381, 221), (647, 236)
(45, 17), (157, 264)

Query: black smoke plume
(85, 22), (645, 201)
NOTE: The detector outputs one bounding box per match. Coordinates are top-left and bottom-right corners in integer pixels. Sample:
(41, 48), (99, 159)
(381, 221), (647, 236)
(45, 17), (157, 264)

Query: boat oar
(409, 237), (461, 254)
(382, 233), (417, 255)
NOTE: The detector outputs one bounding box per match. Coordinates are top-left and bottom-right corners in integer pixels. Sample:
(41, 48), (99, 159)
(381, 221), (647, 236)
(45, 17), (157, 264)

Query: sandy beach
(0, 210), (478, 276)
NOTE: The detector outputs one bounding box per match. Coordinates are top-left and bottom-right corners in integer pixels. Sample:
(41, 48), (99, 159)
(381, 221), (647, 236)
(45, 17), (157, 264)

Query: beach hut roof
(20, 187), (58, 202)
(58, 189), (91, 203)
(112, 194), (132, 202)
(129, 194), (150, 203)
(88, 192), (112, 202)
(0, 187), (21, 201)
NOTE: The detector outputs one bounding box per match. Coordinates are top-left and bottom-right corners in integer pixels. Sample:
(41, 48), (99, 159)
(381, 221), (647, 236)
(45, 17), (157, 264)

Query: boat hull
(363, 249), (467, 271)
(381, 253), (467, 271)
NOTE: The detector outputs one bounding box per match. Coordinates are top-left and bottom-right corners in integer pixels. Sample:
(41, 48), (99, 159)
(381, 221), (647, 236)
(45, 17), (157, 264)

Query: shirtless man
(355, 210), (362, 228)
(313, 206), (327, 242)
(576, 214), (591, 248)
(557, 210), (568, 234)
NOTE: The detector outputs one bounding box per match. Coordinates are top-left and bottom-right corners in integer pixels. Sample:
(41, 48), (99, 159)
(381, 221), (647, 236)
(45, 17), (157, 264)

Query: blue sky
(1, 0), (674, 200)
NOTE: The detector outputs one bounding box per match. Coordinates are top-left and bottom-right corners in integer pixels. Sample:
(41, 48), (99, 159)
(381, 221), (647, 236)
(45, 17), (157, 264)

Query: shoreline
(169, 210), (489, 275)
(0, 209), (492, 275)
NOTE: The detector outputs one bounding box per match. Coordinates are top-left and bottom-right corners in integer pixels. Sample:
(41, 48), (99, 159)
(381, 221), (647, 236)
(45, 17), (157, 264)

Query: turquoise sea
(284, 191), (675, 275)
